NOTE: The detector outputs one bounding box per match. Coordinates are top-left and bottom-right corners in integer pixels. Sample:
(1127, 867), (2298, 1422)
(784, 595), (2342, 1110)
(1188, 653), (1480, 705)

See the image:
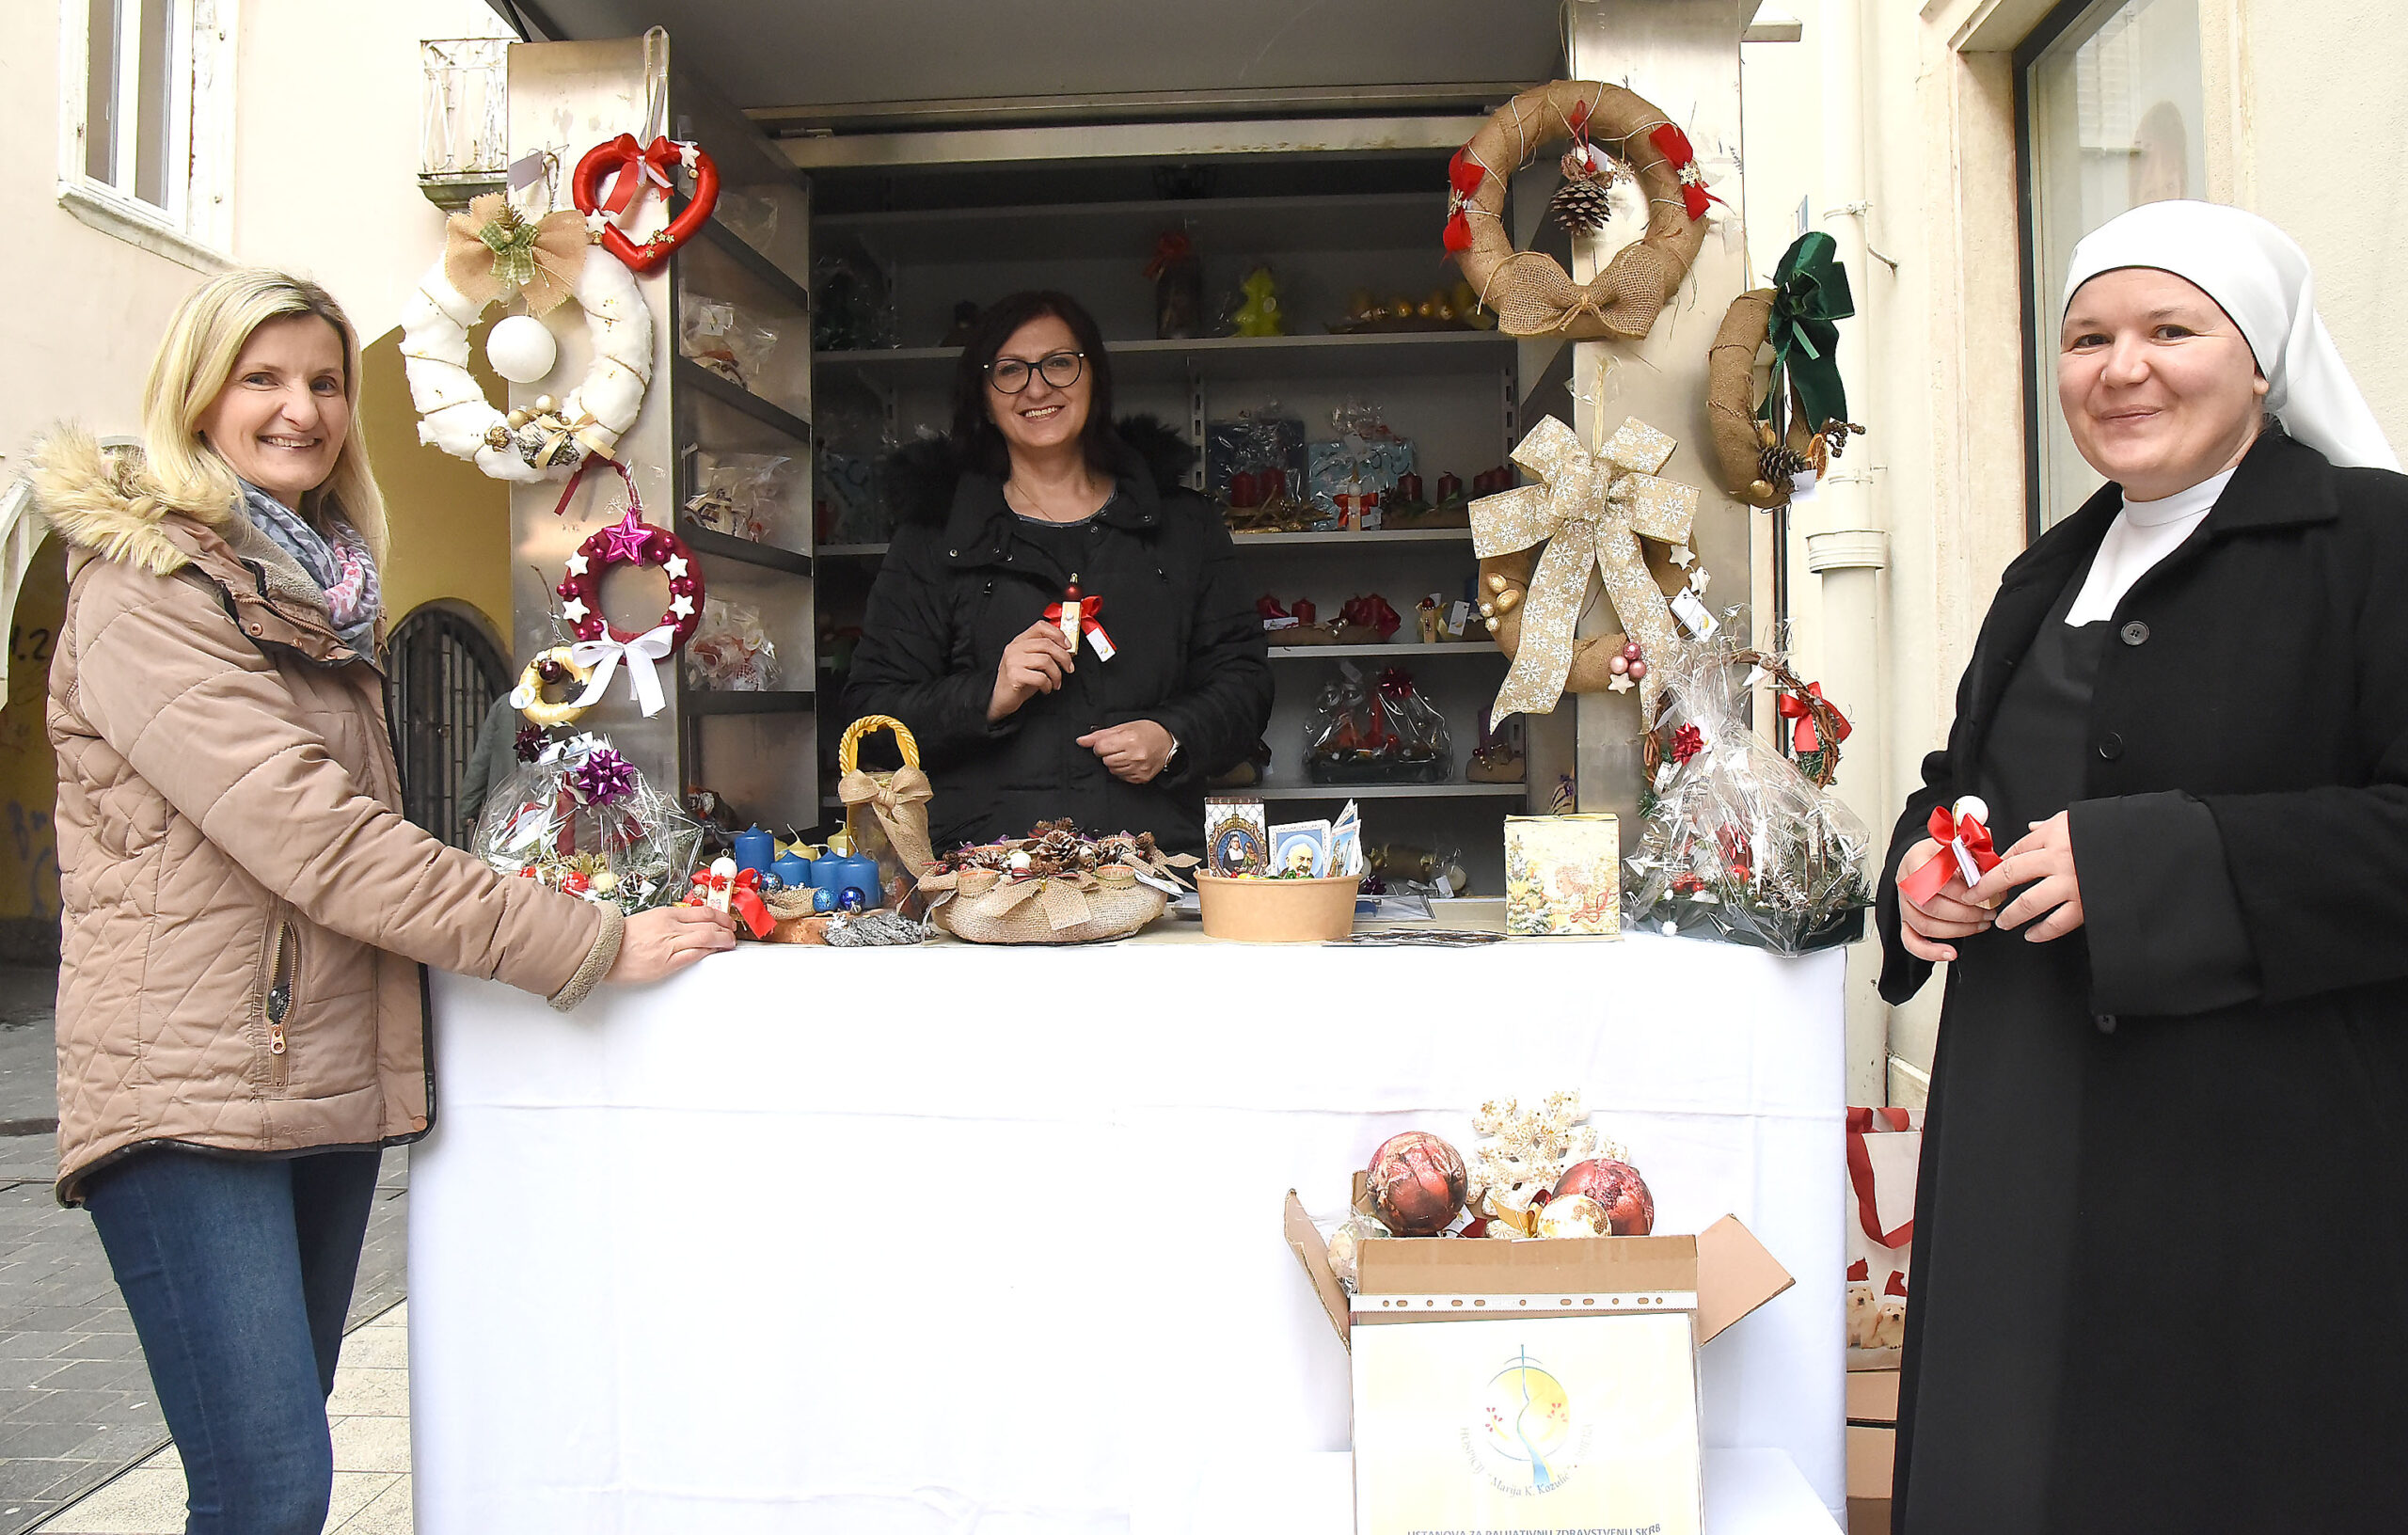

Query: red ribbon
(594, 135), (686, 214)
(1143, 231), (1195, 279)
(1671, 723), (1703, 765)
(1444, 146), (1485, 253)
(1043, 593), (1116, 660)
(728, 867), (773, 940)
(1649, 123), (1722, 221)
(1777, 681), (1852, 754)
(1896, 804), (2000, 907)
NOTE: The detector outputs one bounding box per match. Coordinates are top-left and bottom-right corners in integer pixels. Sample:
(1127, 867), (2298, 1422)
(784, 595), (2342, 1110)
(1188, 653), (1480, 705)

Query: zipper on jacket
(262, 919), (297, 1085)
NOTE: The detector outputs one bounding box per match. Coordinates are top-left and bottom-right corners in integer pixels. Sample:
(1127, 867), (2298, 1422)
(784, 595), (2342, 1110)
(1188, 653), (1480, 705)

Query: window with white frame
(59, 0), (236, 267)
(2019, 0), (2207, 530)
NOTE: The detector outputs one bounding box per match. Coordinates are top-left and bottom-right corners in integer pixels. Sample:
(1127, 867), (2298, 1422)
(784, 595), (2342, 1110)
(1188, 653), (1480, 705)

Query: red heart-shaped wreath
(572, 134), (721, 274)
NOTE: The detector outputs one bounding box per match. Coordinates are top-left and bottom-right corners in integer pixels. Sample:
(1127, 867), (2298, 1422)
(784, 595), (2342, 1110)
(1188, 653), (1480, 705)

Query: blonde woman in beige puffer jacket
(33, 268), (737, 1535)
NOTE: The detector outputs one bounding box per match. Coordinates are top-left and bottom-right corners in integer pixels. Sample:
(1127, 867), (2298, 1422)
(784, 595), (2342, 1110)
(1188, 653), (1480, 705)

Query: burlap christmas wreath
(1445, 80), (1713, 341)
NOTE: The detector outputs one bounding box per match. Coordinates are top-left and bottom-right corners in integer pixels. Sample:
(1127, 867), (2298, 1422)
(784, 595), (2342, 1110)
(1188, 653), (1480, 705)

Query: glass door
(2019, 0), (2207, 530)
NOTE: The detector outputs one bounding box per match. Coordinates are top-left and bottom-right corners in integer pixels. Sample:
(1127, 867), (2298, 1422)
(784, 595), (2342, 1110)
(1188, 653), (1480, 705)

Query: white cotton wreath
(398, 242), (655, 483)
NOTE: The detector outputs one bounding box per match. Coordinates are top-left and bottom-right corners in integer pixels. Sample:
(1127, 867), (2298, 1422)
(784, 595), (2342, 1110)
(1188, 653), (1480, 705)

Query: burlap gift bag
(834, 714), (938, 916)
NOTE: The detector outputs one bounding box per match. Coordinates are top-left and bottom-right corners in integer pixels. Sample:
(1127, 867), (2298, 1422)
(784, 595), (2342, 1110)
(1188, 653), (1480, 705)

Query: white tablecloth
(411, 932), (1846, 1533)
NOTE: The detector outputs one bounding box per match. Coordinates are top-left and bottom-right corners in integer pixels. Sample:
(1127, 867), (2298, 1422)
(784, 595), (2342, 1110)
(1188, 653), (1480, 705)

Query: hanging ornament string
(552, 458), (705, 719)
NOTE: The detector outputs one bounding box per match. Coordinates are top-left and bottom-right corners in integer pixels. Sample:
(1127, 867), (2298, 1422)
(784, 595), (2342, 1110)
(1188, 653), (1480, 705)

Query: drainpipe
(1807, 0), (1893, 1104)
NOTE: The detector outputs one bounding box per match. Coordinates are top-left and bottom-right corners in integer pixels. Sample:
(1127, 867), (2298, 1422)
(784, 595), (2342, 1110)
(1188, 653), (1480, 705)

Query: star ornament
(664, 554), (689, 578)
(600, 509), (653, 564)
(565, 551), (590, 576)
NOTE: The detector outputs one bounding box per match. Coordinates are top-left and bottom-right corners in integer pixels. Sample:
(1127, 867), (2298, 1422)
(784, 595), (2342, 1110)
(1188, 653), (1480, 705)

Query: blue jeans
(84, 1147), (382, 1535)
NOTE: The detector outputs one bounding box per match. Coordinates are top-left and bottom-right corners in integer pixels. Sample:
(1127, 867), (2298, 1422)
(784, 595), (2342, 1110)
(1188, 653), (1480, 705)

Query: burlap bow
(836, 764), (938, 884)
(443, 193), (588, 317)
(1472, 416), (1700, 720)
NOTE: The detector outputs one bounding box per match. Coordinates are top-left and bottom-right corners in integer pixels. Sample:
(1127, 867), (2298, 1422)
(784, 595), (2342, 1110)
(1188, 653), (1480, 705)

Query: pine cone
(1759, 440), (1812, 489)
(1548, 173), (1613, 237)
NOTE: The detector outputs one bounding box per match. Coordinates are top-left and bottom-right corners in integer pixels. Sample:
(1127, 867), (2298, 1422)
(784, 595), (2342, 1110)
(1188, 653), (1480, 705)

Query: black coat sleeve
(2194, 521), (2408, 1005)
(1877, 741), (1956, 1006)
(1144, 511), (1272, 780)
(838, 525), (1022, 770)
(2070, 791), (2258, 1015)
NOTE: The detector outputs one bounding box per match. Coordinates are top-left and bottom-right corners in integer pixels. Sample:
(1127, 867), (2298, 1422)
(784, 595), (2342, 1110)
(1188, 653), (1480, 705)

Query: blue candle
(733, 827), (774, 876)
(808, 854), (848, 892)
(771, 851), (812, 890)
(837, 853), (883, 910)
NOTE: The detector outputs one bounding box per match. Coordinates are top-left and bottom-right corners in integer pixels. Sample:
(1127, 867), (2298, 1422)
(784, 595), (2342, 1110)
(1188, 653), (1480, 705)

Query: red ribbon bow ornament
(1648, 123), (1722, 222)
(727, 867), (774, 940)
(1044, 578), (1117, 661)
(1778, 681), (1853, 754)
(1443, 146), (1486, 254)
(572, 134), (721, 274)
(1897, 796), (2000, 907)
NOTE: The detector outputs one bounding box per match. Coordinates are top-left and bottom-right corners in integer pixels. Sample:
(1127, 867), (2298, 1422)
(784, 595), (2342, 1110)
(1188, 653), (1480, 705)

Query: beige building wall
(0, 0), (512, 956)
(1743, 0), (2408, 1103)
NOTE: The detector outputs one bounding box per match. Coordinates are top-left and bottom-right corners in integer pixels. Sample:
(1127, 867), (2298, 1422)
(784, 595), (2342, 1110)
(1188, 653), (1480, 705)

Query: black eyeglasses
(985, 351), (1085, 394)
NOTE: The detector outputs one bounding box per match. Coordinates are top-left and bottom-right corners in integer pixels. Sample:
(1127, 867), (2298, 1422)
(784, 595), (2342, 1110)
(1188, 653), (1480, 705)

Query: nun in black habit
(1878, 199), (2408, 1533)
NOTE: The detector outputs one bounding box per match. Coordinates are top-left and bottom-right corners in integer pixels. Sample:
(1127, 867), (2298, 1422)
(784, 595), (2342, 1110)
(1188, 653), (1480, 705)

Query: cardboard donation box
(1287, 1194), (1791, 1535)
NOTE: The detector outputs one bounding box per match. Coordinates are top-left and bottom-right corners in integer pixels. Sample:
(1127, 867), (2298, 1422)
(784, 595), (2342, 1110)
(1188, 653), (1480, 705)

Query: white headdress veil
(2062, 200), (2399, 471)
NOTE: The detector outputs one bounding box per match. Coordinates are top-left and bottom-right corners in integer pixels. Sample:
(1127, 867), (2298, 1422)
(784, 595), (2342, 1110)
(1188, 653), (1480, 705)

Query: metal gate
(385, 604), (510, 847)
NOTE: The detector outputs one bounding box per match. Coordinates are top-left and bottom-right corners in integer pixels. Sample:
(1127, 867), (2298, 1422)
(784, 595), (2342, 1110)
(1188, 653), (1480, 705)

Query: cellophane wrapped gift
(471, 734), (704, 913)
(1306, 661), (1450, 783)
(687, 598), (778, 692)
(1622, 638), (1874, 954)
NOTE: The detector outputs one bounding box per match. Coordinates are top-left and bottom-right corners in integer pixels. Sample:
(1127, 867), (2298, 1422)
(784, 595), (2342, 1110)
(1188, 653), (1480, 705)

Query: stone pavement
(0, 968), (412, 1534)
(31, 1302), (413, 1534)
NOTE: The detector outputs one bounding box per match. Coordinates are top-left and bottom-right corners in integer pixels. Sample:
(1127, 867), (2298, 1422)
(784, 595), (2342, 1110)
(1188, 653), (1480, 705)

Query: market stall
(409, 926), (1846, 1532)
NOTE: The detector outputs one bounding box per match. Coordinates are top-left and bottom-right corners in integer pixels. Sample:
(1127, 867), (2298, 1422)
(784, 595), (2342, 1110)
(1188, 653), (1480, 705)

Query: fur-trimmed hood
(30, 427), (230, 578)
(886, 413), (1201, 529)
(29, 426), (371, 661)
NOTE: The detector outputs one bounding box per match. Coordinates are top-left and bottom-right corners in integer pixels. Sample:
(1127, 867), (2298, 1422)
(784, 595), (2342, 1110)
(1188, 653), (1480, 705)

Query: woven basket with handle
(835, 714), (939, 915)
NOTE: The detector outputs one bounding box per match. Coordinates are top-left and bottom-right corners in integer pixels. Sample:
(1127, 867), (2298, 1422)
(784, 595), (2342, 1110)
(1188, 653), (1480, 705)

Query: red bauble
(1366, 1131), (1467, 1236)
(1554, 1159), (1656, 1235)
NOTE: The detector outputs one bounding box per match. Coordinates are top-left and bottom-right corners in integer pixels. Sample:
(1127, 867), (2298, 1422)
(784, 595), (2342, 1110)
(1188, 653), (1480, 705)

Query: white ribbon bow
(569, 625), (676, 718)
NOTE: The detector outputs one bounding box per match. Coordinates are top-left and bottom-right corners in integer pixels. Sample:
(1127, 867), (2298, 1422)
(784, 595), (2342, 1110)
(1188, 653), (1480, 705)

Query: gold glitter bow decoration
(443, 194), (588, 317)
(1472, 415), (1699, 720)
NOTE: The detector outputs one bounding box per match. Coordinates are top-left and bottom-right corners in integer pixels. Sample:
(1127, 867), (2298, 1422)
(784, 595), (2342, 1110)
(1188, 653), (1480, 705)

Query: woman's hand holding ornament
(1972, 810), (2084, 942)
(1897, 836), (1996, 962)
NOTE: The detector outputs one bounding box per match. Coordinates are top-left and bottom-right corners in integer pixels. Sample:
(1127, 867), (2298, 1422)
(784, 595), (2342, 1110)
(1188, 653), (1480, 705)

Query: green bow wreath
(1762, 230), (1856, 432)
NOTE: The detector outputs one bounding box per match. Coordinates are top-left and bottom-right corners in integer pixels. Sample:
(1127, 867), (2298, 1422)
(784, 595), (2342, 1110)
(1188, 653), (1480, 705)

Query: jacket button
(948, 549), (959, 558)
(2119, 620), (2149, 646)
(2097, 733), (2123, 761)
(2094, 1013), (2118, 1033)
(247, 623), (263, 635)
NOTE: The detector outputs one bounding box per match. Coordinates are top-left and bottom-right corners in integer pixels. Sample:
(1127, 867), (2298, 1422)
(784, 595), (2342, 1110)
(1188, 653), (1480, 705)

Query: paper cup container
(1196, 874), (1360, 942)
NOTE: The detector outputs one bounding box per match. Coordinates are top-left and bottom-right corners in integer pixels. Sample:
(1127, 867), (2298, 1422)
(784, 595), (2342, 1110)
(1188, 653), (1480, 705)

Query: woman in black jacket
(841, 291), (1270, 854)
(1878, 200), (2408, 1532)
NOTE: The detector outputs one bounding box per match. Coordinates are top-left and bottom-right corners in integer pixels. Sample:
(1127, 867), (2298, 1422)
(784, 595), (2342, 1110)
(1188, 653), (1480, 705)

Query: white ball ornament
(486, 314), (559, 384)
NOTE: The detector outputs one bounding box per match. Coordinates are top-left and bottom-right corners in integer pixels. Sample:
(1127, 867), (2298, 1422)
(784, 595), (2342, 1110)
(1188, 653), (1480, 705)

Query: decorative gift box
(1285, 1195), (1792, 1535)
(1504, 814), (1621, 937)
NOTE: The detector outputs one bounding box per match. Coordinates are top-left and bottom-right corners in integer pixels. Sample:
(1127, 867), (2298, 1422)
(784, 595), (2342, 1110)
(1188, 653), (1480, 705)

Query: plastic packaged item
(686, 598), (779, 692)
(714, 191), (780, 258)
(677, 297), (778, 391)
(1305, 662), (1451, 783)
(685, 451), (797, 544)
(470, 733), (704, 912)
(1622, 633), (1876, 953)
